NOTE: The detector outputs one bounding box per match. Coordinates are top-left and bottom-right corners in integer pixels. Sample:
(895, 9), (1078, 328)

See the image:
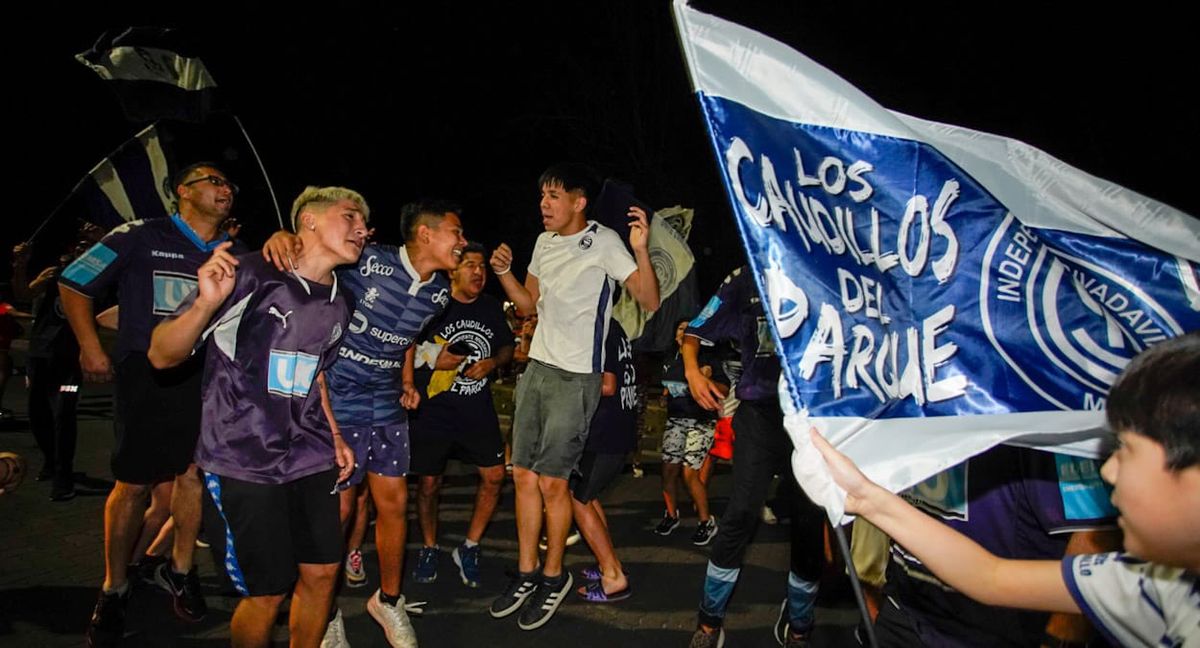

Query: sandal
(577, 580), (632, 603)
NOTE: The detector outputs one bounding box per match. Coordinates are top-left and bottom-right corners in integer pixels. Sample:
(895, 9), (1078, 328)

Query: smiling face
(539, 182), (587, 235)
(1101, 430), (1200, 569)
(305, 198), (368, 266)
(419, 212), (467, 271)
(178, 166), (234, 220)
(452, 250), (487, 301)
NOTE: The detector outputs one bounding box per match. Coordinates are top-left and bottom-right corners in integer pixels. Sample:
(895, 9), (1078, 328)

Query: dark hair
(1106, 331), (1200, 470)
(400, 199), (462, 243)
(461, 241), (486, 258)
(172, 161), (228, 196)
(538, 163), (600, 211)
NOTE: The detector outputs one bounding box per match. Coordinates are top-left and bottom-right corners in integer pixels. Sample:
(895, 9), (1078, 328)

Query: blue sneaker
(452, 543), (481, 588)
(412, 545), (439, 583)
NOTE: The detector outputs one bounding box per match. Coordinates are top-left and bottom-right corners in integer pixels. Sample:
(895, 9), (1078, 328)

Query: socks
(379, 590), (401, 606)
(463, 538), (479, 549)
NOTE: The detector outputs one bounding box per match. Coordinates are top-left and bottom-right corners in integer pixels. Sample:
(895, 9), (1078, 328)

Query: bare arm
(489, 243), (540, 316)
(810, 429), (1080, 614)
(1043, 529), (1122, 643)
(463, 342), (513, 381)
(600, 371), (618, 397)
(622, 207), (660, 312)
(60, 285), (112, 383)
(317, 372), (354, 483)
(401, 346), (420, 409)
(148, 243), (239, 369)
(681, 335), (725, 411)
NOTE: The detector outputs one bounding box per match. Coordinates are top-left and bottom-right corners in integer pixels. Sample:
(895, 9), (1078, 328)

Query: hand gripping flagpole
(232, 115), (285, 231)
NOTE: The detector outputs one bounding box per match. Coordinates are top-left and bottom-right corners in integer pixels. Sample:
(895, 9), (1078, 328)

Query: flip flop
(580, 565), (629, 582)
(577, 581), (632, 603)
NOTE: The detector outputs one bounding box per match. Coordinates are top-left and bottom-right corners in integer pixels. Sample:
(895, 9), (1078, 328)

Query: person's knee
(418, 476), (442, 499)
(372, 478), (409, 515)
(513, 466), (538, 490)
(298, 563), (339, 589)
(537, 474), (568, 499)
(241, 593), (286, 613)
(478, 466), (504, 492)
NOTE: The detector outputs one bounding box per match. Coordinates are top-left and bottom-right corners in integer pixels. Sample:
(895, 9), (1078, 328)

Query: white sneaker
(320, 608), (351, 648)
(367, 590), (418, 648)
(761, 505), (779, 525)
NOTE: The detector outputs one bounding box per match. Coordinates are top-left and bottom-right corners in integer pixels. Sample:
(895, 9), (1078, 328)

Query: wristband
(494, 265), (511, 276)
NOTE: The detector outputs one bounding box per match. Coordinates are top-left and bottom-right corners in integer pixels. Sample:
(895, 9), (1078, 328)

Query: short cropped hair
(538, 163), (600, 211)
(289, 186), (370, 232)
(172, 161), (228, 197)
(460, 241), (486, 259)
(400, 199), (461, 243)
(1106, 331), (1200, 470)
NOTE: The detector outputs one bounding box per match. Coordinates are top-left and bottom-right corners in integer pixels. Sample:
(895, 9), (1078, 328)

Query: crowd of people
(1, 158), (1194, 648)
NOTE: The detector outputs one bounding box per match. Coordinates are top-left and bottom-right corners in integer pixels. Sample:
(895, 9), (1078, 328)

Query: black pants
(700, 398), (827, 626)
(27, 355), (81, 483)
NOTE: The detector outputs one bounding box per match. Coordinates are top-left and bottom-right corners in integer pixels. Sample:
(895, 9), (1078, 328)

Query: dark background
(9, 2), (1197, 298)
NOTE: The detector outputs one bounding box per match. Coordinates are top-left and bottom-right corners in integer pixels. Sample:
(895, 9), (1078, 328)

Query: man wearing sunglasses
(61, 162), (241, 648)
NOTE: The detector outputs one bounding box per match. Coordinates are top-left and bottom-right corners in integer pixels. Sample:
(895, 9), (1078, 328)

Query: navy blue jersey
(887, 445), (1117, 646)
(586, 323), (638, 455)
(59, 215), (238, 362)
(187, 255), (350, 485)
(325, 244), (450, 426)
(686, 267), (780, 402)
(412, 293), (512, 419)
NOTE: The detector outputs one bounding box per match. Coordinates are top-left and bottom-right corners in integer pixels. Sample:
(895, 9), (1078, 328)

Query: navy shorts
(341, 423), (411, 487)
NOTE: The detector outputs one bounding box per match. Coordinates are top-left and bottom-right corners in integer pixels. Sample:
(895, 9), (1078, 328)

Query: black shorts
(204, 468), (342, 597)
(112, 353), (202, 484)
(408, 406), (505, 475)
(569, 452), (626, 504)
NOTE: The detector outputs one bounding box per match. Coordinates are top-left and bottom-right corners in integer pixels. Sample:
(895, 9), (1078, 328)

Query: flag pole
(232, 115), (285, 231)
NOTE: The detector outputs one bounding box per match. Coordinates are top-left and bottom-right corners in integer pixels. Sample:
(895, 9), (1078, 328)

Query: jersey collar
(399, 245), (436, 296)
(170, 213), (230, 252)
(289, 268), (339, 303)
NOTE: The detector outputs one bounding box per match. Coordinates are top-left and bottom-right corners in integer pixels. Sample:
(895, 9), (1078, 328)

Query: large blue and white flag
(673, 2), (1200, 523)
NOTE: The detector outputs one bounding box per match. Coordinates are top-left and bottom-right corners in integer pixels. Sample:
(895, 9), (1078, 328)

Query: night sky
(11, 2), (1197, 296)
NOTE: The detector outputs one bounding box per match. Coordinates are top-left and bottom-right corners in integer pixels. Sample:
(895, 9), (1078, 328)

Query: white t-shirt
(1063, 552), (1199, 647)
(527, 221), (638, 374)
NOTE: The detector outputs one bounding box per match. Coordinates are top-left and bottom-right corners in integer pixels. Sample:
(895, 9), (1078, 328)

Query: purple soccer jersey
(887, 444), (1117, 646)
(59, 214), (237, 361)
(686, 266), (781, 402)
(184, 254), (351, 485)
(324, 244), (450, 426)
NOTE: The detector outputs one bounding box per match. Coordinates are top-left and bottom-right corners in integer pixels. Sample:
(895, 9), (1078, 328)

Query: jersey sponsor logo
(267, 349), (319, 398)
(151, 250), (186, 260)
(62, 243), (118, 286)
(268, 306), (293, 329)
(349, 310), (368, 334)
(663, 379), (690, 398)
(431, 288), (449, 307)
(337, 346), (404, 369)
(152, 271), (198, 315)
(1054, 455), (1117, 520)
(360, 255), (395, 278)
(690, 294), (722, 328)
(369, 326), (411, 347)
(902, 462), (968, 522)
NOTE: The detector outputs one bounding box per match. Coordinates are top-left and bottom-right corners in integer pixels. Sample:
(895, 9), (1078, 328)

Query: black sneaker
(689, 624), (725, 648)
(653, 511), (681, 536)
(489, 569), (540, 618)
(154, 562), (207, 622)
(691, 517), (719, 546)
(86, 588), (128, 648)
(50, 477), (76, 501)
(517, 572), (573, 631)
(774, 599), (812, 647)
(128, 554), (168, 589)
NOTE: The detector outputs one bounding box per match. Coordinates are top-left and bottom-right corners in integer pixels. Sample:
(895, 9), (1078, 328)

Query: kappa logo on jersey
(431, 289), (449, 307)
(267, 350), (319, 398)
(152, 271), (198, 315)
(982, 215), (1184, 412)
(268, 306), (293, 329)
(360, 255), (395, 278)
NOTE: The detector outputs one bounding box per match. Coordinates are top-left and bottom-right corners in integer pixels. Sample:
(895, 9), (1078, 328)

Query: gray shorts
(511, 360), (602, 480)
